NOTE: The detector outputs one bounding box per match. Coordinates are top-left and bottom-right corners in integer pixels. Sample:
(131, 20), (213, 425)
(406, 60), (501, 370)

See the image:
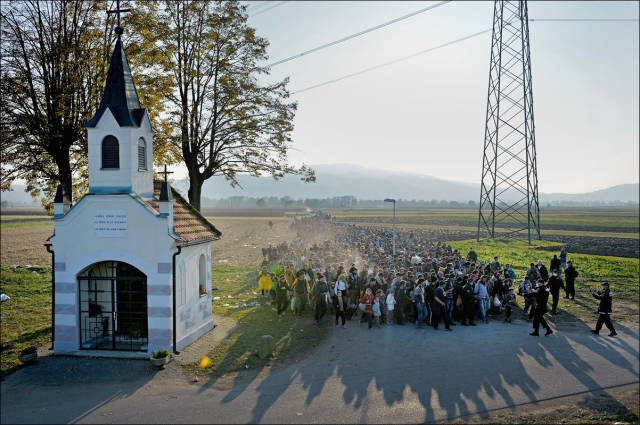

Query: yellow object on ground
(199, 356), (212, 369)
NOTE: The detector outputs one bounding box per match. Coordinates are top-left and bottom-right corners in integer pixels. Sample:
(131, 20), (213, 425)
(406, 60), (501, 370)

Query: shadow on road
(1, 308), (637, 424)
(1, 355), (155, 424)
(216, 306), (639, 423)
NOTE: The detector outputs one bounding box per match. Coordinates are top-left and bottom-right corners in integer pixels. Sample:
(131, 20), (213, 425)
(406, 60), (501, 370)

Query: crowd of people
(255, 218), (614, 337)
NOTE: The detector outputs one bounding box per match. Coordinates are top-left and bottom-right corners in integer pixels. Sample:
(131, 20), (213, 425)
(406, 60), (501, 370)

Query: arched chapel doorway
(78, 261), (147, 351)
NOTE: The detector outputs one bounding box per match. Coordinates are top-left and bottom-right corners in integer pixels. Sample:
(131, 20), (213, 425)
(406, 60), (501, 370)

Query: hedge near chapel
(49, 17), (221, 356)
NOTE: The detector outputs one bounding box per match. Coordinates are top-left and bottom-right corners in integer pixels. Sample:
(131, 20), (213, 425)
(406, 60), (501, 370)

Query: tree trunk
(187, 170), (202, 212)
(57, 150), (73, 204)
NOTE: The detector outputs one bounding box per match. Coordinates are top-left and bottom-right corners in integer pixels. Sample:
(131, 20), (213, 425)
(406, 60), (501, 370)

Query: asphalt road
(2, 315), (638, 424)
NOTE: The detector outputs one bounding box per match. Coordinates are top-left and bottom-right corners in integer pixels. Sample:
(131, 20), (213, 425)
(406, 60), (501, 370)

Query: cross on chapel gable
(159, 165), (173, 183)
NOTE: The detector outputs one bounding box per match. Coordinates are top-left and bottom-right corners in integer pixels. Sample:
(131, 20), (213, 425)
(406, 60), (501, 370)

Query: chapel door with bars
(78, 261), (148, 351)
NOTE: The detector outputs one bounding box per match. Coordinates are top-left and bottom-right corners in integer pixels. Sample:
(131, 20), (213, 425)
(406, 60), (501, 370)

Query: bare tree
(0, 0), (114, 208)
(130, 0), (314, 211)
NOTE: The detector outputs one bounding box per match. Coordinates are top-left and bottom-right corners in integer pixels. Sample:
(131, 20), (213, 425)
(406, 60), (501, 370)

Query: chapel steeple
(84, 1), (154, 199)
(85, 1), (143, 128)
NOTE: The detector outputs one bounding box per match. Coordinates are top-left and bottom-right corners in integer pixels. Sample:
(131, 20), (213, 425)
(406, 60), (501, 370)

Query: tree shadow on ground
(0, 355), (155, 424)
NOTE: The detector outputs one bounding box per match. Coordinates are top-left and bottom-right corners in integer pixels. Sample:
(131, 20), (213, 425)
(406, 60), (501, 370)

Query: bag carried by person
(358, 303), (367, 312)
(493, 296), (502, 307)
(455, 295), (462, 307)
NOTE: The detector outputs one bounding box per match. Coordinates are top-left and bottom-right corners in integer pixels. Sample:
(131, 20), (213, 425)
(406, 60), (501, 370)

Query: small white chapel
(49, 18), (221, 356)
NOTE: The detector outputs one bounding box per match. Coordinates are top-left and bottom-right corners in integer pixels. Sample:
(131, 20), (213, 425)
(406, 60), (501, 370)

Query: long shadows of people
(227, 312), (638, 423)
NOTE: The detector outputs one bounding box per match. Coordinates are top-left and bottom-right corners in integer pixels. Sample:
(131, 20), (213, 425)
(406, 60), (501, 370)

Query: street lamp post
(384, 198), (396, 256)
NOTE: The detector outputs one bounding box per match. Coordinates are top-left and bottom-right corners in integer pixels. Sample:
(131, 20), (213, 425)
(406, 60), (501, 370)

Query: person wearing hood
(537, 260), (549, 282)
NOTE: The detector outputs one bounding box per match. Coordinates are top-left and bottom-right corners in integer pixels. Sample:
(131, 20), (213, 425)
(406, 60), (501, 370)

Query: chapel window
(198, 254), (207, 296)
(101, 135), (119, 169)
(137, 137), (147, 171)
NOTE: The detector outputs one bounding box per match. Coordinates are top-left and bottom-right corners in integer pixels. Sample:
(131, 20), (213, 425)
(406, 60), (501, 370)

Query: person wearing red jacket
(359, 288), (375, 329)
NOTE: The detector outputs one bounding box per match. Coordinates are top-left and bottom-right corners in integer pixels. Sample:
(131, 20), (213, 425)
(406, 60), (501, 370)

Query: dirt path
(209, 217), (297, 265)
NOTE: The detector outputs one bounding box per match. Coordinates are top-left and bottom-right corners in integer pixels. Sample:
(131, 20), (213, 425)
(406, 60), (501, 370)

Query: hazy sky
(220, 0), (638, 194)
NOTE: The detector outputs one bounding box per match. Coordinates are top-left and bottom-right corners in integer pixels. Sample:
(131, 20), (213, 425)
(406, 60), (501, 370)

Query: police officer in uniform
(590, 282), (617, 337)
(564, 261), (579, 300)
(547, 270), (564, 315)
(530, 280), (553, 336)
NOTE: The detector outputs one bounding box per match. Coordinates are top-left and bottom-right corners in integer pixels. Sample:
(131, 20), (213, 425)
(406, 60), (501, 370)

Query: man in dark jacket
(590, 282), (617, 336)
(466, 248), (478, 263)
(333, 289), (347, 327)
(526, 263), (540, 284)
(530, 280), (553, 336)
(395, 282), (407, 325)
(564, 261), (579, 300)
(460, 278), (476, 326)
(550, 254), (561, 274)
(432, 281), (452, 331)
(537, 260), (549, 282)
(547, 270), (564, 314)
(312, 275), (330, 324)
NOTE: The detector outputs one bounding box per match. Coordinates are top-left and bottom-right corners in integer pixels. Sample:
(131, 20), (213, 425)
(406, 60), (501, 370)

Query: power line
(292, 28), (492, 95)
(245, 1), (268, 12)
(252, 1), (288, 17)
(268, 0), (452, 68)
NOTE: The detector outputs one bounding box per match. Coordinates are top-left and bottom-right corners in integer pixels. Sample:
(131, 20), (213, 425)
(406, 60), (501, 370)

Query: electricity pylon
(477, 0), (540, 244)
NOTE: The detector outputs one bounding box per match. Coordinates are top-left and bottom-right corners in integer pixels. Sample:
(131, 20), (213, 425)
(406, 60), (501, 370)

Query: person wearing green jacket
(291, 270), (310, 316)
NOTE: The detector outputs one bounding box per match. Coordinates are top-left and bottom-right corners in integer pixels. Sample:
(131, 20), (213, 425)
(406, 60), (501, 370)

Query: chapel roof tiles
(148, 181), (221, 244)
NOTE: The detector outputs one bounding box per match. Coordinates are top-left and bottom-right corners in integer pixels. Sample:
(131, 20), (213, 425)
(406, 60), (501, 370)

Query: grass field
(0, 265), (52, 377)
(330, 208), (640, 233)
(447, 238), (640, 323)
(182, 263), (328, 378)
(328, 220), (640, 240)
(0, 214), (52, 229)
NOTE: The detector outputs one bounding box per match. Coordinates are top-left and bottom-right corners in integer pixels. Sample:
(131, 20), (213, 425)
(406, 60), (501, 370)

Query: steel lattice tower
(477, 0), (540, 244)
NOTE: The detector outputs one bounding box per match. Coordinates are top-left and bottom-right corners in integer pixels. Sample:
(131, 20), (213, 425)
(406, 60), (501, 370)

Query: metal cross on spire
(107, 0), (131, 36)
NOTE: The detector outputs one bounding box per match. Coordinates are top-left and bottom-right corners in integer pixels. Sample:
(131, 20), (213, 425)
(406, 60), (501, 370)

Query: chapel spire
(85, 0), (143, 128)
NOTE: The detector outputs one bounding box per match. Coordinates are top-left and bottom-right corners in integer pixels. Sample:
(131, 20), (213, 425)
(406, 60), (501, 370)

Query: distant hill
(196, 163), (479, 202)
(2, 164), (637, 208)
(194, 164), (638, 205)
(540, 184), (640, 204)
